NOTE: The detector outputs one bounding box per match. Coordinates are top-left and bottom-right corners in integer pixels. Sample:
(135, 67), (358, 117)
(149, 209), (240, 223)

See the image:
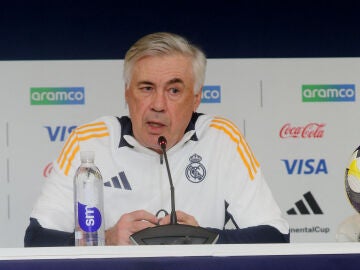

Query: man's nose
(151, 91), (166, 112)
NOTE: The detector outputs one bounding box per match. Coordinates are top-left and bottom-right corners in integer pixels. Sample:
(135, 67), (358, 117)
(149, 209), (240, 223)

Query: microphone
(158, 136), (177, 225)
(129, 136), (219, 245)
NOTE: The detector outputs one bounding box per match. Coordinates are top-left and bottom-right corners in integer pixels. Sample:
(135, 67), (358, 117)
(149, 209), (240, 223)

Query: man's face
(125, 54), (201, 152)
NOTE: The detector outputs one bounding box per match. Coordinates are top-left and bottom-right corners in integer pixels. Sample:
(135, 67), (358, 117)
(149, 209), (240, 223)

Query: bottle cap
(80, 151), (95, 163)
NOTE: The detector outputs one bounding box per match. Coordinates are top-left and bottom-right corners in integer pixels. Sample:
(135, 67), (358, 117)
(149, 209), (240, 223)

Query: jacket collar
(117, 112), (201, 148)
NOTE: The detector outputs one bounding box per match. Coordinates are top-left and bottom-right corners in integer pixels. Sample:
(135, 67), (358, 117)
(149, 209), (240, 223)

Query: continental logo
(302, 84), (355, 102)
(30, 87), (85, 105)
(290, 226), (330, 234)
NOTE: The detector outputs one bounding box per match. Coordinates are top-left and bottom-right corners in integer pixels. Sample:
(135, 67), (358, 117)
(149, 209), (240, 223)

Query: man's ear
(125, 87), (129, 103)
(193, 89), (202, 111)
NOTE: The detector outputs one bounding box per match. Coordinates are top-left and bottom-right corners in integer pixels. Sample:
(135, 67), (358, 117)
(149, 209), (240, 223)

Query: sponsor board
(302, 84), (355, 102)
(201, 85), (221, 103)
(31, 87), (85, 105)
(279, 123), (325, 138)
(282, 159), (328, 175)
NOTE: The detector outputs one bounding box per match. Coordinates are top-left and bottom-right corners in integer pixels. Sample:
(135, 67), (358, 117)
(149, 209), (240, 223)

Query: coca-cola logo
(279, 123), (325, 138)
(43, 162), (53, 178)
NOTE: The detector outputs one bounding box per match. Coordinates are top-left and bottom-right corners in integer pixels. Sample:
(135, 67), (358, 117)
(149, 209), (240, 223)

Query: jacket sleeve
(24, 218), (74, 247)
(209, 225), (290, 244)
(210, 118), (289, 237)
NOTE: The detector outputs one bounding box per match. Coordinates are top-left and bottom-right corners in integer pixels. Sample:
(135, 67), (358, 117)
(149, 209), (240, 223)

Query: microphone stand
(129, 136), (218, 245)
(159, 136), (177, 225)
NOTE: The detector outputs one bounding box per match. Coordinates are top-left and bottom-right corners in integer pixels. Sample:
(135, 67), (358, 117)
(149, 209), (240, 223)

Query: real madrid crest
(185, 154), (206, 183)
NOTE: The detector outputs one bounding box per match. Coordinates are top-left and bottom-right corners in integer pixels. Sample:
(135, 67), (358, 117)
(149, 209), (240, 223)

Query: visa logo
(201, 85), (221, 103)
(45, 125), (77, 142)
(281, 159), (328, 175)
(302, 84), (355, 102)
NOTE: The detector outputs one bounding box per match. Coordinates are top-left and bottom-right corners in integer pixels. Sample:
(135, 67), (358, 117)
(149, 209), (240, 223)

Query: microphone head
(158, 136), (167, 149)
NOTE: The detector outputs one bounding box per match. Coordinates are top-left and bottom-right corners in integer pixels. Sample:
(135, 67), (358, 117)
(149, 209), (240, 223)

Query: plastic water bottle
(74, 151), (105, 246)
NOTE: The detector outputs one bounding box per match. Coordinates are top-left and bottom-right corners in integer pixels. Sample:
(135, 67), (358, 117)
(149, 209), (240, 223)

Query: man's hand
(105, 210), (158, 245)
(158, 210), (199, 226)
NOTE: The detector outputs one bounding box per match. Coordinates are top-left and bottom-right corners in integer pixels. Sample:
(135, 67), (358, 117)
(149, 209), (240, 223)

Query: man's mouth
(147, 121), (165, 128)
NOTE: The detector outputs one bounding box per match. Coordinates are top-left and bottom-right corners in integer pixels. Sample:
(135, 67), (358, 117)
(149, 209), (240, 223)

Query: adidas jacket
(25, 113), (289, 246)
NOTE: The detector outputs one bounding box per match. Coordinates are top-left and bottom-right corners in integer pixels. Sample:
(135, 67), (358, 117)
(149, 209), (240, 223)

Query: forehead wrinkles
(131, 55), (194, 86)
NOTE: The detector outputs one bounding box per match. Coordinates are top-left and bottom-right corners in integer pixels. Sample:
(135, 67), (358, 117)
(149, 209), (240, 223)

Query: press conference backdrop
(0, 58), (359, 247)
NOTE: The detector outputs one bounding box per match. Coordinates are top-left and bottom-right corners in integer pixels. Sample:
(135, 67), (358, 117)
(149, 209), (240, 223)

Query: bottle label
(78, 202), (102, 232)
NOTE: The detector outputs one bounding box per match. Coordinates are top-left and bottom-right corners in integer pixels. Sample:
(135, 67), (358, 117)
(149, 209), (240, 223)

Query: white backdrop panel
(0, 58), (359, 247)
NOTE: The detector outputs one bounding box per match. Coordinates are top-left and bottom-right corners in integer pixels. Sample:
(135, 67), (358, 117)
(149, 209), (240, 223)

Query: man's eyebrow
(167, 78), (185, 85)
(137, 80), (154, 86)
(137, 78), (185, 87)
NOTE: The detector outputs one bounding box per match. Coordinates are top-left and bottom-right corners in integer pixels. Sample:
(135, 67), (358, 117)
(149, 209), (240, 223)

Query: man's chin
(146, 144), (162, 153)
(144, 136), (163, 152)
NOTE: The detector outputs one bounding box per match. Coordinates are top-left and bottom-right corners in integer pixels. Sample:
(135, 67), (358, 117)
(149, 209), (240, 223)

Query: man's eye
(169, 88), (180, 94)
(141, 86), (153, 92)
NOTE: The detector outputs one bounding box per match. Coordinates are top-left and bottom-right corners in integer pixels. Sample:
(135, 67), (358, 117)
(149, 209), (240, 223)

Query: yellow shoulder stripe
(57, 121), (109, 176)
(210, 117), (259, 180)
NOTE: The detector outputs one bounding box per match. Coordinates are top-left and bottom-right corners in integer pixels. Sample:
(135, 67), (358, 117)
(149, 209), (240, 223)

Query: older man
(25, 32), (289, 246)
